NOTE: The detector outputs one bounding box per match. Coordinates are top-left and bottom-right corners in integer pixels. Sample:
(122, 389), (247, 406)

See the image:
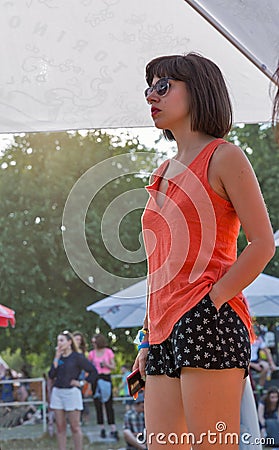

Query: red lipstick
(151, 106), (161, 117)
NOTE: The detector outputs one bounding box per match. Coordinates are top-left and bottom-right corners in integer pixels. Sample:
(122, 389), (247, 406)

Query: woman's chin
(152, 119), (165, 130)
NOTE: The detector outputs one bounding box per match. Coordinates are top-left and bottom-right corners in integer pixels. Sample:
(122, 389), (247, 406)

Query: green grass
(0, 402), (127, 450)
(0, 435), (126, 450)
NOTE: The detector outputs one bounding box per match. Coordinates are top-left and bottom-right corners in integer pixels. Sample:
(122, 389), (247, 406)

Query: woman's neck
(172, 130), (213, 162)
(62, 348), (72, 357)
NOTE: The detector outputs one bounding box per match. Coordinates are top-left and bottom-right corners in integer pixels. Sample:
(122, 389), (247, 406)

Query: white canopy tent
(274, 230), (279, 247)
(86, 279), (147, 329)
(87, 274), (279, 329)
(243, 273), (279, 318)
(0, 0), (278, 133)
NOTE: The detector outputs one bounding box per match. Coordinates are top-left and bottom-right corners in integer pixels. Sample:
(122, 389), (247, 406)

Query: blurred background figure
(0, 367), (14, 403)
(250, 324), (278, 394)
(16, 365), (31, 403)
(264, 325), (277, 363)
(258, 385), (279, 447)
(118, 364), (133, 411)
(88, 333), (118, 440)
(49, 330), (97, 450)
(123, 391), (147, 450)
(73, 331), (91, 425)
(73, 331), (87, 355)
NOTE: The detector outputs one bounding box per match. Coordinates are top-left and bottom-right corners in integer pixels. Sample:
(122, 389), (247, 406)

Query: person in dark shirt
(48, 330), (97, 450)
(258, 386), (279, 445)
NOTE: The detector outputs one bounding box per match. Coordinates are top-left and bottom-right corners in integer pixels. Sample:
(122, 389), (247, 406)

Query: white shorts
(50, 386), (83, 411)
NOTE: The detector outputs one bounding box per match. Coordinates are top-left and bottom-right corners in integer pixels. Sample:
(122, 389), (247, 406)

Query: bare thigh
(180, 367), (244, 450)
(68, 410), (81, 432)
(145, 374), (191, 450)
(54, 409), (67, 432)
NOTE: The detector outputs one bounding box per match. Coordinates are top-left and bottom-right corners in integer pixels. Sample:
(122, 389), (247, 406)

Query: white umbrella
(274, 230), (279, 247)
(243, 273), (279, 317)
(0, 0), (278, 133)
(86, 279), (147, 329)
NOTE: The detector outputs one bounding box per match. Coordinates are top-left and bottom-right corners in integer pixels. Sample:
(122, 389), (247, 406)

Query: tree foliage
(0, 124), (278, 371)
(229, 124), (279, 275)
(0, 130), (157, 366)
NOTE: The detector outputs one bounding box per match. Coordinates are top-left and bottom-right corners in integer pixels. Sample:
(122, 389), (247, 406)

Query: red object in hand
(127, 369), (145, 398)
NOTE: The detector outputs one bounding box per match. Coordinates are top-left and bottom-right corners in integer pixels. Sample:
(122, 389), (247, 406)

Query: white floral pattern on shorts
(146, 294), (250, 378)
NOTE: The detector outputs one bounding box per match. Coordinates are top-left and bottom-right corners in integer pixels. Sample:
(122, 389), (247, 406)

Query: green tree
(0, 130), (157, 363)
(0, 124), (278, 370)
(229, 124), (279, 276)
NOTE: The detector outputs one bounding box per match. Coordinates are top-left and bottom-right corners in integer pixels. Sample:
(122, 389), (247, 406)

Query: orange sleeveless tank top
(142, 138), (253, 345)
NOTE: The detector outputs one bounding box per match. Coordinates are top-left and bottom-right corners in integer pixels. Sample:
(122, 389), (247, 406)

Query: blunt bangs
(145, 55), (186, 86)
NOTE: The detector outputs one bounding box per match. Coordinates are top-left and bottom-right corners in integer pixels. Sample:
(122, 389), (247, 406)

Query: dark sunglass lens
(156, 78), (168, 96)
(144, 78), (170, 99)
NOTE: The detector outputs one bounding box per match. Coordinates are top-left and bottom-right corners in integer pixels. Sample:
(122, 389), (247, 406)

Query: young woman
(48, 330), (97, 450)
(88, 333), (118, 439)
(73, 331), (91, 425)
(258, 386), (279, 445)
(73, 331), (87, 355)
(133, 53), (275, 450)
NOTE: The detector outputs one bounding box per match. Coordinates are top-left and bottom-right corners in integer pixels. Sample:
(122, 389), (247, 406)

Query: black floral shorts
(146, 294), (250, 378)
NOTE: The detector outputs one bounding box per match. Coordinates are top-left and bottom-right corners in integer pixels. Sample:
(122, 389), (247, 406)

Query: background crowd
(0, 324), (278, 449)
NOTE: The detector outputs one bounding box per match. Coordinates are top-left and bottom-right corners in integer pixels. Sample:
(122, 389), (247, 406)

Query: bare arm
(103, 351), (116, 371)
(142, 278), (149, 330)
(257, 402), (266, 431)
(209, 143), (275, 308)
(49, 346), (62, 378)
(133, 281), (149, 377)
(262, 348), (277, 370)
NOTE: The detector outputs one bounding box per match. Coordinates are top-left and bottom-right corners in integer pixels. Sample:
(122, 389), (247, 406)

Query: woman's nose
(146, 90), (160, 104)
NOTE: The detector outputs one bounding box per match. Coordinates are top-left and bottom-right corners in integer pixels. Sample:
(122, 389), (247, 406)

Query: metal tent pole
(184, 0), (277, 84)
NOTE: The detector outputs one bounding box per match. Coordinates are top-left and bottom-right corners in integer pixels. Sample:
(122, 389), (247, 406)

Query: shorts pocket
(205, 292), (218, 311)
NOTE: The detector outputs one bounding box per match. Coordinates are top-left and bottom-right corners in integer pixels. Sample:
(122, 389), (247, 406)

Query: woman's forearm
(143, 281), (149, 330)
(210, 238), (275, 308)
(257, 403), (265, 427)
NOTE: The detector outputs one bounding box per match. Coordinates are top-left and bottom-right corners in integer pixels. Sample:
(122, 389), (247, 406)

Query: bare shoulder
(214, 141), (247, 161)
(212, 141), (253, 175)
(208, 141), (257, 200)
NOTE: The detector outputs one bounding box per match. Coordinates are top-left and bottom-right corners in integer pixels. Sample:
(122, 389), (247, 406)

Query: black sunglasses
(144, 77), (176, 101)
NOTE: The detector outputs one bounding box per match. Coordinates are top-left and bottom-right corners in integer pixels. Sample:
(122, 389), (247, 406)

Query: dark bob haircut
(145, 53), (232, 140)
(92, 333), (107, 349)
